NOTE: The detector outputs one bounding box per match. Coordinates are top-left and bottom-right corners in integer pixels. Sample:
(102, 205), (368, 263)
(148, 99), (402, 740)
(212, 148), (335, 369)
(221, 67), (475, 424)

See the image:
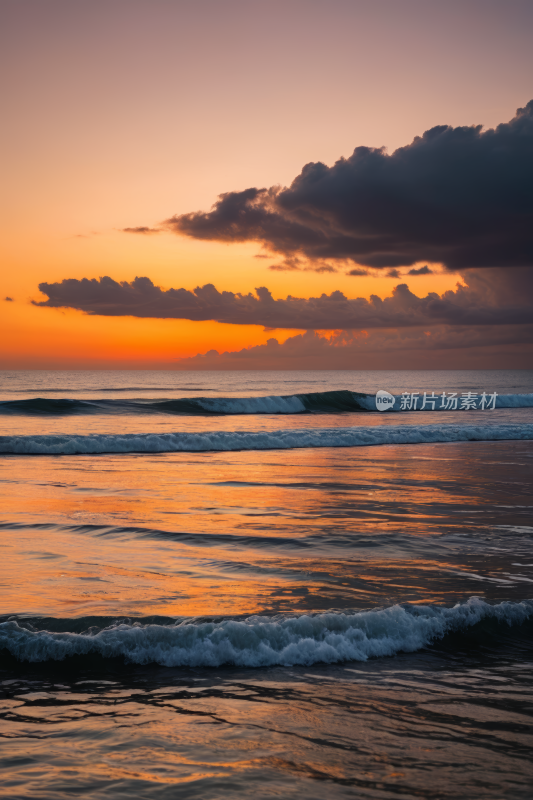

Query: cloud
(33, 267), (533, 329)
(175, 326), (533, 370)
(4, 296), (13, 302)
(408, 265), (433, 275)
(346, 268), (369, 277)
(122, 226), (160, 234)
(163, 101), (533, 271)
(267, 255), (338, 272)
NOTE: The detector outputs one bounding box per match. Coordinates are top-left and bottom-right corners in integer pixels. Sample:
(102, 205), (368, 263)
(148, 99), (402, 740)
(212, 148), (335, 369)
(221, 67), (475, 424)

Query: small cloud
(408, 265), (433, 275)
(4, 296), (13, 301)
(122, 226), (161, 235)
(268, 256), (337, 273)
(254, 253), (271, 259)
(308, 264), (337, 273)
(346, 268), (369, 277)
(268, 255), (302, 271)
(386, 268), (401, 278)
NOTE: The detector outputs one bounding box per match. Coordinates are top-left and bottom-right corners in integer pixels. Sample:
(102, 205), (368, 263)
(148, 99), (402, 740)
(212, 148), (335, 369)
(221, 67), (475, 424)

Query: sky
(1, 0), (532, 369)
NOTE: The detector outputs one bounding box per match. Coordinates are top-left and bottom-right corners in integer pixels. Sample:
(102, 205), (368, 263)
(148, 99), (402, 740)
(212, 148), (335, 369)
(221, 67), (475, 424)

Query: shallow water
(2, 642), (533, 800)
(1, 370), (532, 798)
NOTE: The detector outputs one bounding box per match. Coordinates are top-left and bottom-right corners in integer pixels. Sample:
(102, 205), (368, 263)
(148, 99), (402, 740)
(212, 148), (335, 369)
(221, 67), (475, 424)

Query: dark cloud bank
(35, 268), (533, 330)
(164, 101), (533, 271)
(176, 326), (533, 371)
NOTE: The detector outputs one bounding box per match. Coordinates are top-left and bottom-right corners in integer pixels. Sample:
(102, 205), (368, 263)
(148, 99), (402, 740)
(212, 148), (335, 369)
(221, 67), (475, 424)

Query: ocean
(1, 369), (532, 799)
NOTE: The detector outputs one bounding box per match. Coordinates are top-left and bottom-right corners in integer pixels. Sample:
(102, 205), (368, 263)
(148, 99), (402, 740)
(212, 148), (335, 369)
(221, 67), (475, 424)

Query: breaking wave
(1, 391), (532, 416)
(1, 422), (532, 454)
(1, 598), (531, 667)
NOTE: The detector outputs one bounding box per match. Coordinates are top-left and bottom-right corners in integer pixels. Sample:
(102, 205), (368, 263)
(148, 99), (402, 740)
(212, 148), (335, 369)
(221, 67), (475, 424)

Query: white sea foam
(0, 423), (532, 454)
(1, 598), (531, 666)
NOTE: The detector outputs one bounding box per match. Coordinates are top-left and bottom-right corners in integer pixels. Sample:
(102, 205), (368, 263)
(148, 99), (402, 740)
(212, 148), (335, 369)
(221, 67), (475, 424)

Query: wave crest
(2, 599), (531, 667)
(2, 391), (532, 416)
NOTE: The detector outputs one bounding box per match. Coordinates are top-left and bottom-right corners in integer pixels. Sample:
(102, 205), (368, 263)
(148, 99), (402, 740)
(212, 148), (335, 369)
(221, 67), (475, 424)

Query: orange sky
(1, 0), (532, 368)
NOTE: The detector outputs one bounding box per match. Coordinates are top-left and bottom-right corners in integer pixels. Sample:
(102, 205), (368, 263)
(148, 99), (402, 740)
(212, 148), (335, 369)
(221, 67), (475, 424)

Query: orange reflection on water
(1, 440), (532, 617)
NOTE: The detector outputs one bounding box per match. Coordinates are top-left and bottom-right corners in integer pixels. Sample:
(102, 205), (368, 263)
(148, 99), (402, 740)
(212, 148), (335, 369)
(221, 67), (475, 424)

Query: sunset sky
(1, 0), (532, 369)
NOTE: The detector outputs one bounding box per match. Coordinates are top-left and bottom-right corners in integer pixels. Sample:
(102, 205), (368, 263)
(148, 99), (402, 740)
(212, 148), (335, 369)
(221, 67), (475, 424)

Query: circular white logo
(375, 390), (395, 411)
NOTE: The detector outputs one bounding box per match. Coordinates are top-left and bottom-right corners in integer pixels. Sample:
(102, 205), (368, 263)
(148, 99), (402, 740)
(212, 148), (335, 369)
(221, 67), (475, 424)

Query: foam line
(1, 422), (532, 454)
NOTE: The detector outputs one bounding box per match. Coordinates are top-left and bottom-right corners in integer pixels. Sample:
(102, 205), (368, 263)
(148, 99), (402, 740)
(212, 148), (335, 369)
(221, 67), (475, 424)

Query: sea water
(1, 370), (532, 798)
